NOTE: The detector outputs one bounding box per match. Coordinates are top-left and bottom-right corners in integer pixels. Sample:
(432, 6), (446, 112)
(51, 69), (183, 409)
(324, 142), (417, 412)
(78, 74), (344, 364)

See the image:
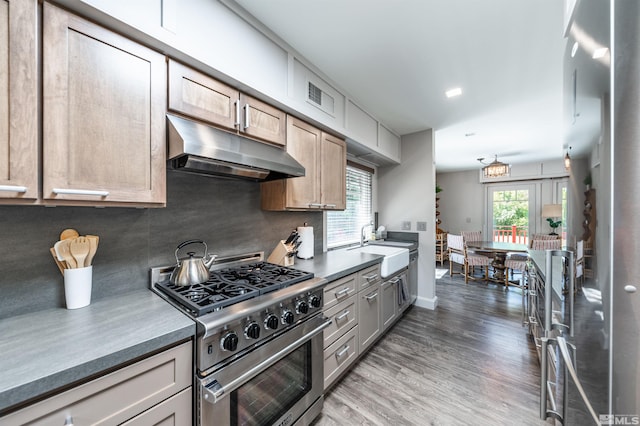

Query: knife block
(267, 241), (295, 266)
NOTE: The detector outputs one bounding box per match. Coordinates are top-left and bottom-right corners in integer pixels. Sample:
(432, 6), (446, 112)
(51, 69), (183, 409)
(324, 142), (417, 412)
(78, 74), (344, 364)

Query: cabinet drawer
(323, 327), (358, 391)
(323, 295), (358, 349)
(2, 341), (192, 425)
(323, 273), (357, 309)
(357, 264), (381, 291)
(121, 387), (192, 425)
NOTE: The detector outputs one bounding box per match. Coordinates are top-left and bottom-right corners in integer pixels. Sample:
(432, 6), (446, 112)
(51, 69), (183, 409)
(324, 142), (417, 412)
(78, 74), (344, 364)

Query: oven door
(198, 314), (331, 426)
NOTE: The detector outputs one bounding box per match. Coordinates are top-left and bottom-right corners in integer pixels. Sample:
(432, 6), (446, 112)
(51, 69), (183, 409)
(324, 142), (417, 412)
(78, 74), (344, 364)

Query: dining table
(466, 241), (528, 283)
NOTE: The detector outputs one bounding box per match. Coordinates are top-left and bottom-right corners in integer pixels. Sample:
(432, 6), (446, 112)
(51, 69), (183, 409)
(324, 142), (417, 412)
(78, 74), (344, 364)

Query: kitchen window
(327, 163), (373, 248)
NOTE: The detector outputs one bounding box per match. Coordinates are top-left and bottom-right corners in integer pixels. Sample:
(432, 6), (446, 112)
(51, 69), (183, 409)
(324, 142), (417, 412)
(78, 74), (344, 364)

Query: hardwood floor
(313, 264), (550, 425)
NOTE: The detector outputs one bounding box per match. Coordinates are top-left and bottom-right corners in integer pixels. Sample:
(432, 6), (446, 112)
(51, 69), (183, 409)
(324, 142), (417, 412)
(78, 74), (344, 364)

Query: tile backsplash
(0, 172), (322, 319)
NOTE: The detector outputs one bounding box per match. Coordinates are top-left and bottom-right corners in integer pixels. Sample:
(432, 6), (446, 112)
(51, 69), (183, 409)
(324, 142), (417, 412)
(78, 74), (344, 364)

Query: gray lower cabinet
(381, 277), (398, 330)
(322, 264), (383, 391)
(1, 341), (192, 425)
(358, 282), (381, 352)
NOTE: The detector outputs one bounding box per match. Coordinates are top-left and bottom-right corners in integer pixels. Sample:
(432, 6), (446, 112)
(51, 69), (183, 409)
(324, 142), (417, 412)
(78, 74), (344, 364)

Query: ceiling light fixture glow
(445, 87), (462, 98)
(571, 42), (579, 57)
(592, 47), (608, 59)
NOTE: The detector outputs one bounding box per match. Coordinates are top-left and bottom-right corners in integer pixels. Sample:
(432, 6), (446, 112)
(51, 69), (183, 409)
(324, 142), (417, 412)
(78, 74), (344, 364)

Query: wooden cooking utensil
(85, 235), (99, 267)
(60, 228), (80, 240)
(69, 237), (90, 269)
(49, 247), (66, 275)
(57, 238), (77, 269)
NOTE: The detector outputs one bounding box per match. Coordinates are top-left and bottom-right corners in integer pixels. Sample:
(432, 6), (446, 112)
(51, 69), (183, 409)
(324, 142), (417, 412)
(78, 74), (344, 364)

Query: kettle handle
(175, 239), (208, 262)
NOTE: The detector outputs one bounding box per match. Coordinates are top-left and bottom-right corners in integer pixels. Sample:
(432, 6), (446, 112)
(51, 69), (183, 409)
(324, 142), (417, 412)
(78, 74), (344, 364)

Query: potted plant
(435, 185), (443, 194)
(583, 173), (592, 190)
(546, 218), (562, 235)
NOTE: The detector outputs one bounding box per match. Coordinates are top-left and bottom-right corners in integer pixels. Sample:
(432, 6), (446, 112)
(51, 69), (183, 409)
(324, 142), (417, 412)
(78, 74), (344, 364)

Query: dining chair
(504, 253), (528, 289)
(448, 233), (490, 284)
(529, 234), (559, 248)
(461, 230), (482, 243)
(447, 234), (465, 279)
(531, 239), (562, 250)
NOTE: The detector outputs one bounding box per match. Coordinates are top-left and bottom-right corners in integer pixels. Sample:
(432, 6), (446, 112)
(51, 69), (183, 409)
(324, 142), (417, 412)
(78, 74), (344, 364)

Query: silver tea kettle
(170, 240), (217, 286)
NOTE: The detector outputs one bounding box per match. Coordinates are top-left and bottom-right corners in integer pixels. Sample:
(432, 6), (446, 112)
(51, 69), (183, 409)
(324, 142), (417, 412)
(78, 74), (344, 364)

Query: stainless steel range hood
(167, 114), (305, 181)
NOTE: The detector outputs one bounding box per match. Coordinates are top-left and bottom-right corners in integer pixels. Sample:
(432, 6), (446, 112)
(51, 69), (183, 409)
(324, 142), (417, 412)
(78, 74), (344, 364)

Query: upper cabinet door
(320, 132), (346, 210)
(0, 0), (38, 202)
(285, 116), (321, 208)
(239, 93), (286, 146)
(42, 3), (166, 206)
(168, 59), (238, 131)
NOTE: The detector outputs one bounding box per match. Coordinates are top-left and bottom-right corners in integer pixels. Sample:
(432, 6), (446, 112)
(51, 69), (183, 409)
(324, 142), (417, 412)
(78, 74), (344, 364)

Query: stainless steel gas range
(151, 252), (330, 426)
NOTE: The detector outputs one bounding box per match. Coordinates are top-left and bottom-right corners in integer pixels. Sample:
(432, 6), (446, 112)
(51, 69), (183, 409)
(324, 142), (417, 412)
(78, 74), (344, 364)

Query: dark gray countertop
(294, 249), (383, 282)
(0, 290), (195, 415)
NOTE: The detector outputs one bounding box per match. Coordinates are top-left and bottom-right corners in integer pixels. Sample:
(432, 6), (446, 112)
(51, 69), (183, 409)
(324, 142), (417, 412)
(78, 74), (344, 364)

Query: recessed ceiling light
(465, 132), (475, 137)
(445, 87), (462, 98)
(592, 47), (608, 59)
(571, 42), (579, 57)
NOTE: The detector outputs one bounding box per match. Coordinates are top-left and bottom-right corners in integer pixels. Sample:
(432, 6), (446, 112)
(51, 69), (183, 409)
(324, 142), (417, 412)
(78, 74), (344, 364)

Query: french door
(486, 183), (536, 244)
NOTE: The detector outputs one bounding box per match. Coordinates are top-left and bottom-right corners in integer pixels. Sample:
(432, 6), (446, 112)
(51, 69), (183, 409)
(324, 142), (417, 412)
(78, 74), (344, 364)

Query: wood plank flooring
(313, 265), (551, 425)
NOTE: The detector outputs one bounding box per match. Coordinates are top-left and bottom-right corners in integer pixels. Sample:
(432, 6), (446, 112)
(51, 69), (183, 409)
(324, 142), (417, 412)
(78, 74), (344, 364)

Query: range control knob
(309, 295), (322, 308)
(296, 300), (309, 315)
(264, 314), (279, 330)
(281, 310), (295, 325)
(221, 332), (239, 352)
(244, 322), (261, 339)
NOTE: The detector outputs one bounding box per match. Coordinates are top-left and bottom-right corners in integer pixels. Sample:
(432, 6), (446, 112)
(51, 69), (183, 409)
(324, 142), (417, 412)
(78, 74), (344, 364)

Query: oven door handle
(202, 316), (332, 404)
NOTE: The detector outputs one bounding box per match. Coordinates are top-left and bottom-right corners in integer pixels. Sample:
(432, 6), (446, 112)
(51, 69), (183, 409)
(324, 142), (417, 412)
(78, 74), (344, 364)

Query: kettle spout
(204, 254), (217, 269)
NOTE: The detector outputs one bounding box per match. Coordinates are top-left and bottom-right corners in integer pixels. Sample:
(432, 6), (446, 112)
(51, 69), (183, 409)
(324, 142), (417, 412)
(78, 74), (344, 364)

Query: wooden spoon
(69, 237), (90, 269)
(57, 238), (77, 269)
(60, 228), (80, 240)
(85, 235), (99, 267)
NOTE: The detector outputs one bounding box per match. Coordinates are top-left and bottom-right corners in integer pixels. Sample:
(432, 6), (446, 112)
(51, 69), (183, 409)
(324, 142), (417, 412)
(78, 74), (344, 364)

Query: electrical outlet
(401, 221), (411, 230)
(417, 221), (427, 231)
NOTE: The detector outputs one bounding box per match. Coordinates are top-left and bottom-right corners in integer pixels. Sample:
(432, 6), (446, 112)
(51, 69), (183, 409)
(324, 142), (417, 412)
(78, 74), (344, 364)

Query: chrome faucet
(360, 222), (374, 247)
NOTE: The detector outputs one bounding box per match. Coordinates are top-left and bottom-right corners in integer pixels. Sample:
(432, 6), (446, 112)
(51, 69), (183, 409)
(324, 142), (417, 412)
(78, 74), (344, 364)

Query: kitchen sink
(348, 245), (409, 277)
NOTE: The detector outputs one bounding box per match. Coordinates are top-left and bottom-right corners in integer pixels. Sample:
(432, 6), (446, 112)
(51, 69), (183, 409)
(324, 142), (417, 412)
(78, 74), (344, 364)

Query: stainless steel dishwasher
(408, 249), (418, 302)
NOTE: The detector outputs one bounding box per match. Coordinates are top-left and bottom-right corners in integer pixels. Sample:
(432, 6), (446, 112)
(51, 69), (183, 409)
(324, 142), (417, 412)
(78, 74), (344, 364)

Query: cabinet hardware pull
(335, 310), (350, 321)
(336, 345), (350, 359)
(324, 203), (336, 208)
(0, 185), (27, 193)
(234, 100), (240, 127)
(364, 292), (378, 301)
(53, 188), (109, 197)
(335, 288), (350, 298)
(243, 104), (250, 129)
(308, 203), (323, 208)
(363, 273), (378, 281)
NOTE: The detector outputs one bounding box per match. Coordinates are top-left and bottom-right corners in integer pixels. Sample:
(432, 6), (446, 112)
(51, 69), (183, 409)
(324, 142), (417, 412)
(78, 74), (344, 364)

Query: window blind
(327, 165), (372, 248)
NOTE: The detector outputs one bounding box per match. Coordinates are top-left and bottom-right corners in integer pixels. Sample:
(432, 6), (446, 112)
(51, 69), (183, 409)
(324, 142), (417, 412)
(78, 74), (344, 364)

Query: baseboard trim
(415, 295), (438, 310)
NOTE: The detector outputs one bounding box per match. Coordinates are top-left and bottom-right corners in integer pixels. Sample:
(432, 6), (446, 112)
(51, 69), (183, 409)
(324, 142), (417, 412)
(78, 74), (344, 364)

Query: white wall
(378, 130), (437, 310)
(436, 170), (484, 234)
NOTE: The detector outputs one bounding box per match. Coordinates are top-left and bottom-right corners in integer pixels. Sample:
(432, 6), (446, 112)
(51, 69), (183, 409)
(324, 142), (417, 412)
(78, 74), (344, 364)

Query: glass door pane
(488, 184), (536, 245)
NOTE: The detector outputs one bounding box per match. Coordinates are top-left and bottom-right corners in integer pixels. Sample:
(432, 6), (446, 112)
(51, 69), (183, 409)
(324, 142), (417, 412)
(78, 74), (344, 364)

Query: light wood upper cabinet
(0, 0), (38, 203)
(261, 115), (346, 211)
(42, 3), (166, 206)
(320, 132), (346, 210)
(168, 59), (286, 146)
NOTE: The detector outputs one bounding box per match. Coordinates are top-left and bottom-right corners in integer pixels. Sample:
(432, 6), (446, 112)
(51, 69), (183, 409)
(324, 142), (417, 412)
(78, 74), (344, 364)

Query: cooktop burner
(154, 262), (314, 316)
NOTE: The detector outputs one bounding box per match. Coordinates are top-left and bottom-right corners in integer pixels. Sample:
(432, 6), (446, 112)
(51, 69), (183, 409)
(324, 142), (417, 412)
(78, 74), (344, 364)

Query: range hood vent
(167, 114), (305, 181)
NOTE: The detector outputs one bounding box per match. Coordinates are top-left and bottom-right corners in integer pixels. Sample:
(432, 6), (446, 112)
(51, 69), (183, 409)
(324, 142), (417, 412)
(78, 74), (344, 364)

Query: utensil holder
(64, 266), (93, 309)
(267, 241), (295, 267)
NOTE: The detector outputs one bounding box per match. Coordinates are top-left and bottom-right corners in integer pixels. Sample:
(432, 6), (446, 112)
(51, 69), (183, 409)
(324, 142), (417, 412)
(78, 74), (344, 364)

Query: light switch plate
(401, 221), (411, 230)
(417, 221), (427, 231)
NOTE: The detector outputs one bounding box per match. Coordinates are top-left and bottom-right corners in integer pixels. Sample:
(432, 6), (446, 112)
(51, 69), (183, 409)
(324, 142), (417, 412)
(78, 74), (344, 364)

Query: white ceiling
(231, 0), (569, 172)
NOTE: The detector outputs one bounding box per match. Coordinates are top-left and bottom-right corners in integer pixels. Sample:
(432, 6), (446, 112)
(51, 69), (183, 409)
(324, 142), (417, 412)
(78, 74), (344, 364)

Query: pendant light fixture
(564, 146), (572, 170)
(478, 155), (510, 178)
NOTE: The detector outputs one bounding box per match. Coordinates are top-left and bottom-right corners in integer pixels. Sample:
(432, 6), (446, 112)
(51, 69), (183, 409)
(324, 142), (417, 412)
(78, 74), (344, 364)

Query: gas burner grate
(154, 262), (313, 316)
